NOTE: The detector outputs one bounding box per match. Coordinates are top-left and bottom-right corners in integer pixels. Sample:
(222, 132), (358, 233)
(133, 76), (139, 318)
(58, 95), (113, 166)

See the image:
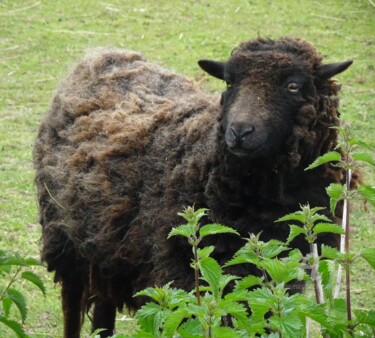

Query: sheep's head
(199, 37), (352, 160)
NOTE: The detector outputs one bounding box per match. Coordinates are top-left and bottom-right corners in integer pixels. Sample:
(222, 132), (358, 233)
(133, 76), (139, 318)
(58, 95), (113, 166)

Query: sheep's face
(199, 42), (352, 159)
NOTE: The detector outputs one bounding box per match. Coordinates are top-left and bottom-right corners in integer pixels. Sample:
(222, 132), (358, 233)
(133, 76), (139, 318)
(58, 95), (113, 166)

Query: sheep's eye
(287, 82), (300, 93)
(226, 81), (232, 88)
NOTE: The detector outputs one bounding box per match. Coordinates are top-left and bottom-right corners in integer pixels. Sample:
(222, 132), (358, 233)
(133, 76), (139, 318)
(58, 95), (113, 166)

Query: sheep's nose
(230, 126), (255, 144)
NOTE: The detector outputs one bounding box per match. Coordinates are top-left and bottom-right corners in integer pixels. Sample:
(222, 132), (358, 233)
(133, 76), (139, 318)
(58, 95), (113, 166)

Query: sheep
(33, 37), (354, 338)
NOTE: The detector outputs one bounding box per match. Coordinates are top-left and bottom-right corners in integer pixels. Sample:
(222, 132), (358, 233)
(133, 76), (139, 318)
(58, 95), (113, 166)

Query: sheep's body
(33, 38), (353, 337)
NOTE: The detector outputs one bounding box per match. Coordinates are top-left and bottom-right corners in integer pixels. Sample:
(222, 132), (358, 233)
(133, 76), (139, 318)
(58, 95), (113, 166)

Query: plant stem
(0, 266), (22, 301)
(193, 243), (201, 306)
(344, 165), (352, 323)
(311, 243), (325, 305)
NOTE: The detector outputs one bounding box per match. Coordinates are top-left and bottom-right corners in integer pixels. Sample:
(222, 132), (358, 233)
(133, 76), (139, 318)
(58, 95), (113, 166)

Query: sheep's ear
(315, 60), (353, 80)
(198, 60), (225, 80)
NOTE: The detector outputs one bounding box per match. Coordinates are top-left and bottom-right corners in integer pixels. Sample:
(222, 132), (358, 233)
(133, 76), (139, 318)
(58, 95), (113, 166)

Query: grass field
(0, 1), (374, 337)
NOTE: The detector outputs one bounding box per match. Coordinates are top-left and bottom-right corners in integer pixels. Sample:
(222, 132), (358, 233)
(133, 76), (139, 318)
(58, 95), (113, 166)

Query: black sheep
(33, 37), (354, 337)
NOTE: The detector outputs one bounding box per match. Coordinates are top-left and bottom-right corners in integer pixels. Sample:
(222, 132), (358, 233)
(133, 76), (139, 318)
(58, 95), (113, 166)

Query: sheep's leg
(91, 298), (117, 338)
(61, 276), (84, 338)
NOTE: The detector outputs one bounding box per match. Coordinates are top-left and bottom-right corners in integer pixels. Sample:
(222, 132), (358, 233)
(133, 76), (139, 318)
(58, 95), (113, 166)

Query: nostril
(230, 127), (239, 139)
(241, 126), (255, 138)
(229, 125), (255, 145)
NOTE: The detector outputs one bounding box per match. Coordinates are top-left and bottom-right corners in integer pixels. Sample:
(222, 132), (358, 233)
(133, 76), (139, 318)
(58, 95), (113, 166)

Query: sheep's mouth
(228, 145), (264, 158)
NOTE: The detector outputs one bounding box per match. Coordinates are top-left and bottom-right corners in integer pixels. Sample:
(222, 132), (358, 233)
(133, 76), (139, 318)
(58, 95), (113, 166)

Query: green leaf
(224, 249), (259, 267)
(212, 326), (242, 338)
(260, 258), (299, 284)
(129, 330), (154, 338)
(326, 183), (344, 215)
(358, 185), (375, 207)
(177, 318), (202, 338)
(269, 313), (304, 337)
(305, 151), (342, 170)
(163, 307), (191, 338)
(310, 212), (331, 223)
(361, 248), (375, 270)
(313, 223), (345, 235)
(135, 302), (163, 333)
(247, 287), (274, 320)
(354, 309), (375, 327)
(197, 246), (215, 259)
(219, 274), (240, 291)
(21, 271), (46, 296)
(321, 245), (342, 260)
(276, 211), (306, 224)
(262, 240), (289, 258)
(199, 224), (239, 238)
(287, 224), (306, 243)
(220, 299), (248, 322)
(0, 315), (27, 338)
(167, 224), (194, 239)
(352, 152), (375, 168)
(234, 275), (262, 292)
(199, 257), (222, 299)
(6, 289), (27, 322)
(318, 260), (335, 301)
(299, 301), (330, 328)
(2, 296), (12, 318)
(178, 207), (208, 223)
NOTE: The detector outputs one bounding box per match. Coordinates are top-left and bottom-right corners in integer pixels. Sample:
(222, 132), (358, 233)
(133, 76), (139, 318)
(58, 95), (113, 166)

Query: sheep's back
(33, 49), (218, 271)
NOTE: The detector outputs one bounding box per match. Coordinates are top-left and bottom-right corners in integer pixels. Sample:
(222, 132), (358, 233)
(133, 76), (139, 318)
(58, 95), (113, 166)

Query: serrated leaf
(299, 301), (330, 328)
(177, 318), (202, 338)
(326, 183), (344, 199)
(275, 211), (306, 224)
(321, 245), (342, 260)
(219, 274), (240, 291)
(153, 309), (169, 336)
(326, 183), (344, 215)
(135, 283), (173, 305)
(6, 289), (27, 322)
(23, 257), (43, 266)
(177, 207), (208, 223)
(199, 224), (239, 238)
(163, 307), (191, 338)
(262, 240), (290, 258)
(167, 224), (194, 239)
(0, 315), (27, 338)
(234, 275), (262, 292)
(354, 309), (375, 327)
(21, 271), (46, 296)
(310, 212), (331, 223)
(314, 223), (345, 235)
(352, 152), (375, 168)
(361, 248), (375, 270)
(247, 287), (274, 320)
(212, 326), (242, 338)
(358, 185), (375, 207)
(260, 259), (295, 284)
(305, 151), (342, 170)
(318, 260), (335, 301)
(199, 257), (222, 299)
(224, 249), (259, 267)
(197, 246), (215, 259)
(135, 302), (163, 333)
(130, 330), (154, 338)
(2, 296), (12, 318)
(287, 224), (306, 243)
(269, 313), (304, 337)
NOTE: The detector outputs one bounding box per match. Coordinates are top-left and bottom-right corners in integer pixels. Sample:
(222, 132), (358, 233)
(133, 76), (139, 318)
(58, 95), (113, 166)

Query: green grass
(0, 0), (374, 337)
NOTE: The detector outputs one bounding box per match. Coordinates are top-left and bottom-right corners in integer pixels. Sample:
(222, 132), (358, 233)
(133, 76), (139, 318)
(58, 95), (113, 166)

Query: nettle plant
(119, 126), (375, 338)
(0, 250), (46, 337)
